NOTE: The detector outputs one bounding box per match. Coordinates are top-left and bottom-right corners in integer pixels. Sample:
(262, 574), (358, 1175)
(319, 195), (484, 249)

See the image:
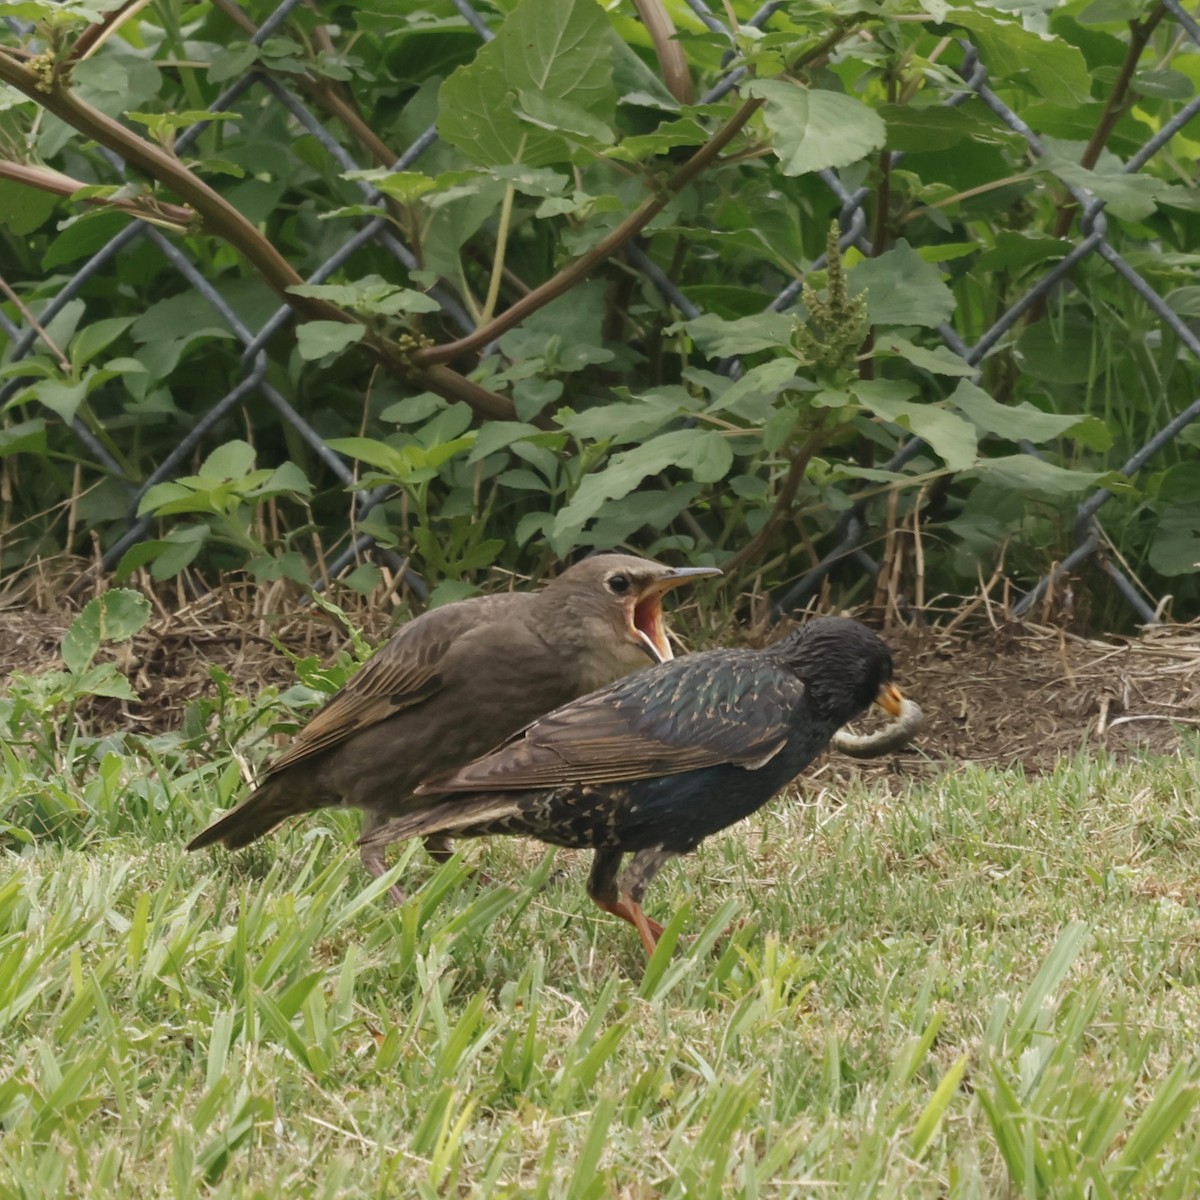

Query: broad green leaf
(0, 178), (57, 235)
(875, 335), (976, 377)
(951, 10), (1091, 106)
(750, 80), (887, 175)
(1014, 320), (1096, 384)
(694, 359), (808, 420)
(849, 243), (956, 328)
(0, 419), (47, 457)
(1149, 506), (1200, 575)
(515, 91), (614, 145)
(975, 231), (1069, 273)
(61, 589), (152, 674)
(970, 455), (1107, 495)
(948, 380), (1110, 448)
(467, 422), (546, 463)
(438, 0), (616, 168)
(42, 209), (129, 269)
(579, 482), (704, 549)
(557, 392), (690, 443)
(608, 117), (710, 163)
(1041, 146), (1167, 221)
(31, 377), (89, 423)
(670, 311), (794, 356)
(290, 278), (440, 316)
(853, 380), (977, 471)
(295, 321), (365, 361)
(199, 440), (256, 480)
(879, 105), (1004, 153)
(552, 428), (732, 549)
(342, 169), (480, 203)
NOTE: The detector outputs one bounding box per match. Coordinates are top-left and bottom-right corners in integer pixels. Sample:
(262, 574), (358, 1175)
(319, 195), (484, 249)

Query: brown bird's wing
(418, 650), (805, 794)
(262, 601), (494, 778)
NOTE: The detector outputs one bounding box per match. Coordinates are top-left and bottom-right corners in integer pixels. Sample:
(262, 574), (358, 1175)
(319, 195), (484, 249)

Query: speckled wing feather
(262, 602), (488, 777)
(417, 649), (806, 794)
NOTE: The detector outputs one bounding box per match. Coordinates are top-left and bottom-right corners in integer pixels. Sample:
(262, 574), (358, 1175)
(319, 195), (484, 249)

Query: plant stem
(481, 184), (517, 327)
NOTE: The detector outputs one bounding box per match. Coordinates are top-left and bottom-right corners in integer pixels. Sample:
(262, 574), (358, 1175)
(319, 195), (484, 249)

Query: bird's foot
(594, 896), (665, 958)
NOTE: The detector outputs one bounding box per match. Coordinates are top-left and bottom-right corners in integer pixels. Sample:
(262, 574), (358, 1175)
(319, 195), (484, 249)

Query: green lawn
(3, 733), (1200, 1197)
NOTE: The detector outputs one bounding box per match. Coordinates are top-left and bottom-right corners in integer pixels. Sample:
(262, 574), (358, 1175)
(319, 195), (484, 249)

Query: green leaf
(551, 428), (732, 550)
(150, 524), (210, 580)
(879, 105), (1004, 153)
(670, 311), (794, 356)
(467, 422), (545, 463)
(61, 589), (152, 675)
(749, 80), (887, 175)
(1149, 505), (1200, 575)
(975, 231), (1068, 273)
(849, 242), (956, 328)
(1041, 145), (1167, 221)
(875, 335), (976, 377)
(1014, 320), (1096, 384)
(295, 321), (365, 361)
(969, 455), (1107, 496)
(0, 419), (47, 457)
(290, 278), (441, 316)
(947, 380), (1110, 447)
(438, 0), (617, 168)
(951, 10), (1091, 106)
(42, 209), (129, 269)
(515, 90), (614, 145)
(199, 440), (257, 480)
(608, 117), (710, 162)
(557, 392), (689, 443)
(852, 380), (978, 471)
(696, 359), (807, 420)
(33, 377), (90, 424)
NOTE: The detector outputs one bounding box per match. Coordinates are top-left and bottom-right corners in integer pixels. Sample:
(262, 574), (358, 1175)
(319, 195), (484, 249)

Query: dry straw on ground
(2, 558), (1198, 779)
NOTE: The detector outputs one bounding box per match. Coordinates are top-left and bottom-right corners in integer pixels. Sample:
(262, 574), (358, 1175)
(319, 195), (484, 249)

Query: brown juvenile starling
(361, 616), (903, 956)
(187, 554), (719, 897)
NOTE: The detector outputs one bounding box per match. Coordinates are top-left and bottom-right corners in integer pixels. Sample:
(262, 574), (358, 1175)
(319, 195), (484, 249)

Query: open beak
(874, 682), (905, 718)
(627, 566), (722, 664)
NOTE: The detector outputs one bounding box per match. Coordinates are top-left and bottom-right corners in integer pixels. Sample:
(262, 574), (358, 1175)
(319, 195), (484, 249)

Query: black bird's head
(776, 616), (901, 728)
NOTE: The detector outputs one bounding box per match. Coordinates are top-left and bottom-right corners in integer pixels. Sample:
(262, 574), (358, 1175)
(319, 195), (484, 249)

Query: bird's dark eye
(607, 574), (631, 595)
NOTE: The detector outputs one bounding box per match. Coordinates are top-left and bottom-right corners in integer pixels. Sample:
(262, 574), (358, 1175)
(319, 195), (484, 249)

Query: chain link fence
(3, 0), (1199, 623)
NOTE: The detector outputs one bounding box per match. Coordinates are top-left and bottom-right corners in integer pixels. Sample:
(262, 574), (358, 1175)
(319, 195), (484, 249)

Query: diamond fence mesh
(2, 0), (1198, 623)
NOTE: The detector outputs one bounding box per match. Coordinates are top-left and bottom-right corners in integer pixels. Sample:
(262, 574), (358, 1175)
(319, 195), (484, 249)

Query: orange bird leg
(593, 896), (665, 956)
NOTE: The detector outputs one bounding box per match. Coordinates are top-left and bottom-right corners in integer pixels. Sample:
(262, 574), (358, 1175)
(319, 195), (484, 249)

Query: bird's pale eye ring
(607, 574), (631, 595)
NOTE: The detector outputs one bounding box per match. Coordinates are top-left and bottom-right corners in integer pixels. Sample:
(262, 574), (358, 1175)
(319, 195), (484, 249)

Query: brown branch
(632, 0), (694, 104)
(411, 94), (766, 368)
(66, 1), (152, 66)
(412, 20), (860, 370)
(1052, 2), (1168, 239)
(719, 428), (824, 579)
(0, 158), (194, 229)
(0, 48), (517, 420)
(0, 50), (345, 322)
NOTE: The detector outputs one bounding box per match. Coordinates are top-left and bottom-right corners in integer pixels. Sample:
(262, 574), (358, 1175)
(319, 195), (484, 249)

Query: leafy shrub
(1, 0), (1198, 622)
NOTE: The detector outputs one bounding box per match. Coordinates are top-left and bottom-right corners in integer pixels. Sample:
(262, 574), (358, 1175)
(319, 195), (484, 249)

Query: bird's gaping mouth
(626, 566), (722, 663)
(630, 592), (672, 662)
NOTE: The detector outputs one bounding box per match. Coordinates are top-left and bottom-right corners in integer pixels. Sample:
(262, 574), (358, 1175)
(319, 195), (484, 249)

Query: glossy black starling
(187, 554), (720, 899)
(360, 616), (903, 955)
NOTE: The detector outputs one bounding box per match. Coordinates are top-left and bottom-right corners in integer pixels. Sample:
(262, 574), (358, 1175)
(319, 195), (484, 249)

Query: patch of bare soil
(2, 579), (1198, 778)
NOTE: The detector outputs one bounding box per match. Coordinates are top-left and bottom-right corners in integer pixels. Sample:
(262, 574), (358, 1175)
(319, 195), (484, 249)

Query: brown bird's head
(542, 554), (721, 689)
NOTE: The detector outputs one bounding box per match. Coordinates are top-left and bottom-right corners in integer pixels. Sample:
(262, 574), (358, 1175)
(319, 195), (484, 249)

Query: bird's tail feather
(358, 794), (520, 849)
(186, 778), (302, 851)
